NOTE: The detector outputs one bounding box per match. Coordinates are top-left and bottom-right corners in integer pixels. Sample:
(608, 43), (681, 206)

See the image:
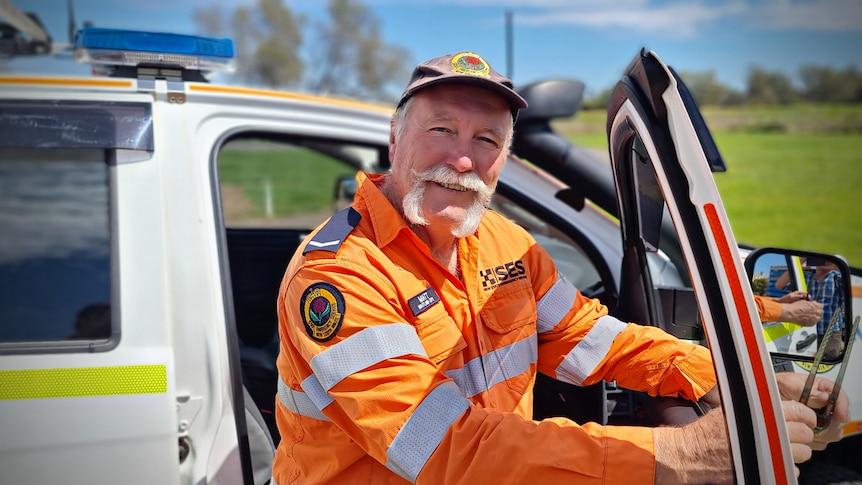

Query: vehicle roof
(0, 72), (394, 115)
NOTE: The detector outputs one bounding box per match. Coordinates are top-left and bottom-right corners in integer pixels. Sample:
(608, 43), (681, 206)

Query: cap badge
(451, 52), (491, 78)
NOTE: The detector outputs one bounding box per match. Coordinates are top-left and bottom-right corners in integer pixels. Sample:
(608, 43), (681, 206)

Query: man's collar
(356, 172), (411, 248)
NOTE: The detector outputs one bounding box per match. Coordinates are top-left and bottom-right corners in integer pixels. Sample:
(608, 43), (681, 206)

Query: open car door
(606, 49), (797, 484)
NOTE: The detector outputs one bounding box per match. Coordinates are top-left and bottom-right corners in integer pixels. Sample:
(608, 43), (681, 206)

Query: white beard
(402, 166), (494, 238)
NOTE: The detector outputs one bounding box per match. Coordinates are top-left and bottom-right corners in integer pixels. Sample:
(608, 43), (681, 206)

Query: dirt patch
(220, 184), (334, 228)
(220, 184), (255, 221)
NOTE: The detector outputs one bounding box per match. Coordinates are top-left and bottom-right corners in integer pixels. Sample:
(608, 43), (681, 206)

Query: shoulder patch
(303, 207), (361, 255)
(300, 282), (345, 342)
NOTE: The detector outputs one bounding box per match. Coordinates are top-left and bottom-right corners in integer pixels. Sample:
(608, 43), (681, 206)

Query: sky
(5, 0), (862, 96)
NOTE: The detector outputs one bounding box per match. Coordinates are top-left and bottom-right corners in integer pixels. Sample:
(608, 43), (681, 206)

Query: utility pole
(505, 9), (513, 80)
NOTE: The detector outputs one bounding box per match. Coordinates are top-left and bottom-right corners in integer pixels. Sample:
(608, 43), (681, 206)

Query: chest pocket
(412, 301), (466, 365)
(479, 281), (537, 394)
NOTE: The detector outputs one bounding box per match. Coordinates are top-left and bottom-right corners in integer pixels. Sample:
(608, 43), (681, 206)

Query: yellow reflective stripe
(0, 365), (167, 400)
(792, 256), (807, 292)
(763, 256), (807, 343)
(763, 321), (802, 342)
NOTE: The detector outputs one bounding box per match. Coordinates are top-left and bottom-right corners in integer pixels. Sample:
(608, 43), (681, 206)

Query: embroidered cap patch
(451, 52), (491, 78)
(300, 282), (345, 342)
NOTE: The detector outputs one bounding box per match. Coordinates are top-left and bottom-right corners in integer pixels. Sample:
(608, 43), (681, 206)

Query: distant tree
(799, 65), (862, 103)
(230, 7), (257, 85)
(582, 86), (613, 110)
(751, 274), (768, 296)
(193, 0), (304, 89)
(745, 67), (797, 105)
(678, 70), (739, 106)
(192, 5), (224, 35)
(307, 0), (410, 102)
(193, 0), (408, 100)
(253, 0), (304, 88)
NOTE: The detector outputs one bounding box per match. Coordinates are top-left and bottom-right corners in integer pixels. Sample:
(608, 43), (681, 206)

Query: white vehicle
(0, 27), (859, 485)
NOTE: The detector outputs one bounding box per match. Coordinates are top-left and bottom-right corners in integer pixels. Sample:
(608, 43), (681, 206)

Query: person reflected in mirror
(754, 292), (823, 327)
(776, 258), (845, 360)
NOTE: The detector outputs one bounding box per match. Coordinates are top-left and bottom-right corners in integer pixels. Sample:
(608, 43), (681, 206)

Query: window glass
(0, 149), (112, 343)
(219, 138), (381, 229)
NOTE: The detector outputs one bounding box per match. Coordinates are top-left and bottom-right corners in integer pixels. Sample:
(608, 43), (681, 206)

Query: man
(776, 258), (846, 359)
(272, 52), (847, 484)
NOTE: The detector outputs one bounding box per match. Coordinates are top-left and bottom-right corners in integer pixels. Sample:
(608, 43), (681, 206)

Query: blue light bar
(73, 27), (235, 75)
(75, 27), (234, 58)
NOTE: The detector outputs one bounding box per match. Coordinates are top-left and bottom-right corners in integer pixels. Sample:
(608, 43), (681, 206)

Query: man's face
(388, 83), (512, 237)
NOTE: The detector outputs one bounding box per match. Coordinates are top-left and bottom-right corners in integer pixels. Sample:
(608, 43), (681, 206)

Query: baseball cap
(398, 52), (528, 118)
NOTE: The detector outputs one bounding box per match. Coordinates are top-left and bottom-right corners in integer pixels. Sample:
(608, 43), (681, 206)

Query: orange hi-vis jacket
(272, 172), (717, 485)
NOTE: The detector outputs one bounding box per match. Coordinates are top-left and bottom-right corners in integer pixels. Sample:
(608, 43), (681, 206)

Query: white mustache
(414, 166), (491, 195)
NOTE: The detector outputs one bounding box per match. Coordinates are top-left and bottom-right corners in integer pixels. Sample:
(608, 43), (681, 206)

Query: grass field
(218, 146), (354, 220)
(554, 104), (862, 266)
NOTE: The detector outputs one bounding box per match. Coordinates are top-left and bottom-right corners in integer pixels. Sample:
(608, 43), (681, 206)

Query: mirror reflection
(746, 249), (849, 363)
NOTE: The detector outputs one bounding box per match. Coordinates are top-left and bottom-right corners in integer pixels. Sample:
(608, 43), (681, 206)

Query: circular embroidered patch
(451, 52), (491, 78)
(300, 282), (345, 342)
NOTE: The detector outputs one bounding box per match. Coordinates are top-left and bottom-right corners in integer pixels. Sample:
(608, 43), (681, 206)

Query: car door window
(0, 148), (113, 345)
(219, 138), (381, 229)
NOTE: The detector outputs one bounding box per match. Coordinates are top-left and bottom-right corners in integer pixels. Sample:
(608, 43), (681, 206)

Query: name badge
(408, 287), (441, 316)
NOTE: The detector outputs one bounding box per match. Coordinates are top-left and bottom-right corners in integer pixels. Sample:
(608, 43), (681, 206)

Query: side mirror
(333, 175), (358, 211)
(744, 248), (852, 365)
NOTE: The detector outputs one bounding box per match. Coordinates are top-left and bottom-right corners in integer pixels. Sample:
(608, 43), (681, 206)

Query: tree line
(196, 0), (862, 109)
(584, 64), (862, 109)
(194, 0), (411, 104)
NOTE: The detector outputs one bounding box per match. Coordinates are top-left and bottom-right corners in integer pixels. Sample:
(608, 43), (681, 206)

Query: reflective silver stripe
(310, 323), (427, 391)
(536, 273), (578, 333)
(300, 373), (334, 413)
(446, 334), (537, 398)
(386, 381), (470, 482)
(445, 355), (485, 397)
(556, 315), (627, 386)
(276, 375), (330, 421)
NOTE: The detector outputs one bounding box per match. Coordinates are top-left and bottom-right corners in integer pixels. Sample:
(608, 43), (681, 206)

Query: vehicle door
(0, 90), (180, 484)
(605, 49), (796, 483)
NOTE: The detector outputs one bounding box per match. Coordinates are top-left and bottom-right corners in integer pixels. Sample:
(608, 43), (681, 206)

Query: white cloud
(358, 0), (862, 36)
(0, 162), (109, 265)
(514, 2), (745, 38)
(749, 0), (862, 31)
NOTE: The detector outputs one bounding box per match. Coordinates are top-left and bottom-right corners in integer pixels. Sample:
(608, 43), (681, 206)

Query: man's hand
(775, 372), (850, 450)
(781, 400), (816, 472)
(653, 374), (842, 484)
(653, 408), (733, 484)
(778, 299), (823, 327)
(776, 290), (810, 304)
(700, 386), (721, 407)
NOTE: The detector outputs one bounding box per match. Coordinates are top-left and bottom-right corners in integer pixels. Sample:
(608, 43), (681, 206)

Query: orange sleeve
(422, 413), (655, 484)
(754, 295), (783, 322)
(593, 323), (717, 401)
(526, 239), (717, 403)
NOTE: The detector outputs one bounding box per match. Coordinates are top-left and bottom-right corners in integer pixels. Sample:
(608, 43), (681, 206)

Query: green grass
(218, 147), (354, 218)
(713, 132), (862, 264)
(555, 104), (862, 267)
